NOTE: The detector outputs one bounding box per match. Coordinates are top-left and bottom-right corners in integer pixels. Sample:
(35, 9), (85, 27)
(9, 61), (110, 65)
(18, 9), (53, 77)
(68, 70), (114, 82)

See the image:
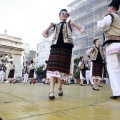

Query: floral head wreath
(67, 13), (70, 17)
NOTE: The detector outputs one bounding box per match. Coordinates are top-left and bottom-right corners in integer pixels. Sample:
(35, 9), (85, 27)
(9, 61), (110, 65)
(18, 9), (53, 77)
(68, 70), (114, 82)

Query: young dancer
(86, 39), (105, 90)
(42, 9), (84, 99)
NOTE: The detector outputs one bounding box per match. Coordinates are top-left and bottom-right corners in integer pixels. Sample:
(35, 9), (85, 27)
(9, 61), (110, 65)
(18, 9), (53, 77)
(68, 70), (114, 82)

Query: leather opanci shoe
(49, 91), (55, 100)
(92, 87), (99, 91)
(58, 88), (63, 96)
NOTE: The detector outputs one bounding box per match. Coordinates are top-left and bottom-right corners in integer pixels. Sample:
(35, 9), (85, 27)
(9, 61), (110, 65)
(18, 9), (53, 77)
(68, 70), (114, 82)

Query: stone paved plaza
(0, 83), (120, 120)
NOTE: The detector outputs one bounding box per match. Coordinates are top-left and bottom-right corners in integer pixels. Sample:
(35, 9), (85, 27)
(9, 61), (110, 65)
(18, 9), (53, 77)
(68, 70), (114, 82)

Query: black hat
(108, 0), (120, 10)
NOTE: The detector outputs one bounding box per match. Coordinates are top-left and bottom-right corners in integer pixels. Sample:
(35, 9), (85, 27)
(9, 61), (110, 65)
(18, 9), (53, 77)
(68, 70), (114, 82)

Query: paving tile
(0, 83), (120, 120)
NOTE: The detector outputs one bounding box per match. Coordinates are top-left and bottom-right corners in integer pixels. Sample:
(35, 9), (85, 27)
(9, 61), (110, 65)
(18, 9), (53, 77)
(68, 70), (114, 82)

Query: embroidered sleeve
(71, 25), (85, 34)
(97, 15), (112, 31)
(86, 48), (93, 55)
(42, 27), (54, 38)
(78, 62), (82, 67)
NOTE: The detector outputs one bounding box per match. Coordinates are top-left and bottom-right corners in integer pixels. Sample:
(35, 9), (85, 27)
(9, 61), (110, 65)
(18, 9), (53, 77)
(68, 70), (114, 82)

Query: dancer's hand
(91, 48), (95, 53)
(69, 20), (74, 25)
(102, 47), (106, 51)
(50, 22), (55, 27)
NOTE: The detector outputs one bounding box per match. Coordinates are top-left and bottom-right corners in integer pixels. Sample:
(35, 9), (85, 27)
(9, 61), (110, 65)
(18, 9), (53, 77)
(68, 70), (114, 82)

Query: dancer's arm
(86, 48), (94, 55)
(42, 23), (55, 38)
(70, 20), (85, 32)
(97, 15), (112, 31)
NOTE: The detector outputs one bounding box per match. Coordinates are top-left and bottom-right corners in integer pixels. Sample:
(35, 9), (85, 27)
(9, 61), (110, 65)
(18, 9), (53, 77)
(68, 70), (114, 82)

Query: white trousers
(86, 70), (90, 84)
(23, 73), (28, 83)
(0, 71), (5, 83)
(89, 62), (94, 84)
(106, 53), (120, 96)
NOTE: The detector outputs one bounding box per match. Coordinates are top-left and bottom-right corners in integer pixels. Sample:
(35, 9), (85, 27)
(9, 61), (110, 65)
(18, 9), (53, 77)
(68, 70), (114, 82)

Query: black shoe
(58, 92), (63, 96)
(98, 85), (103, 87)
(92, 87), (99, 91)
(58, 88), (63, 96)
(110, 96), (120, 99)
(49, 92), (55, 100)
(79, 84), (85, 86)
(0, 117), (3, 120)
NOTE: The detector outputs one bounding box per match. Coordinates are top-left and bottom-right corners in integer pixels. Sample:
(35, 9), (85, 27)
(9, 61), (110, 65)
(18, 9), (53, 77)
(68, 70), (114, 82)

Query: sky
(0, 0), (73, 50)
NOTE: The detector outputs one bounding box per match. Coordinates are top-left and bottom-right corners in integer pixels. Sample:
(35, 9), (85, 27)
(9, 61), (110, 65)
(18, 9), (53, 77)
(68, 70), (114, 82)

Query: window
(40, 52), (42, 56)
(37, 46), (39, 50)
(43, 51), (45, 55)
(39, 58), (42, 63)
(37, 53), (39, 57)
(42, 58), (45, 62)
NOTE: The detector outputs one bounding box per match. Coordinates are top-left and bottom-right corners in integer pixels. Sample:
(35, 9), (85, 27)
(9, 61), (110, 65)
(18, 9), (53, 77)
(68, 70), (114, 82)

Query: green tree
(73, 58), (80, 79)
(35, 65), (44, 76)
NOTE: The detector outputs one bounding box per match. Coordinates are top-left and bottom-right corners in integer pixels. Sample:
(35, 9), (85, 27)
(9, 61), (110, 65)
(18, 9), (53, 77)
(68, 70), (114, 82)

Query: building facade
(68, 0), (120, 59)
(29, 50), (36, 63)
(0, 33), (24, 77)
(23, 43), (30, 63)
(36, 38), (51, 67)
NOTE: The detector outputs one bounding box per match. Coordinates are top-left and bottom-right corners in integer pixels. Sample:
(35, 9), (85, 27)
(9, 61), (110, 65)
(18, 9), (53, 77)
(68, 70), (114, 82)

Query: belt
(106, 35), (120, 41)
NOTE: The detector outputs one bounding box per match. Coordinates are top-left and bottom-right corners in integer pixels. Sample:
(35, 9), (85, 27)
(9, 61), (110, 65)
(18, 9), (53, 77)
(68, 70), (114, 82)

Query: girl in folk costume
(8, 61), (15, 83)
(78, 56), (86, 86)
(97, 0), (120, 99)
(86, 39), (105, 90)
(28, 60), (35, 84)
(0, 60), (6, 83)
(85, 56), (91, 85)
(23, 61), (29, 84)
(43, 60), (49, 84)
(42, 9), (84, 99)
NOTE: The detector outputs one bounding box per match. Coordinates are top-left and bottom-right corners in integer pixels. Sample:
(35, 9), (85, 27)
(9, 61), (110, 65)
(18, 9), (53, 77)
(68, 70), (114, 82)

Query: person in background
(8, 61), (15, 83)
(0, 60), (6, 83)
(78, 56), (86, 86)
(86, 39), (105, 90)
(23, 61), (29, 84)
(85, 56), (91, 85)
(28, 60), (35, 84)
(43, 60), (50, 84)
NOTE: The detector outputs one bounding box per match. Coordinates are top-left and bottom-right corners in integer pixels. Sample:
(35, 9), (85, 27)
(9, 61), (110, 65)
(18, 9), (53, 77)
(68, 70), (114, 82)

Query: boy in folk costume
(86, 39), (105, 90)
(97, 0), (120, 99)
(42, 9), (84, 99)
(78, 56), (86, 86)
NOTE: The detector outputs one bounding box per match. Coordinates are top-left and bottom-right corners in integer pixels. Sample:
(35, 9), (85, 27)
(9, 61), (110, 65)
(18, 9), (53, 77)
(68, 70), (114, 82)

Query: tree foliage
(35, 65), (44, 76)
(73, 58), (80, 79)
